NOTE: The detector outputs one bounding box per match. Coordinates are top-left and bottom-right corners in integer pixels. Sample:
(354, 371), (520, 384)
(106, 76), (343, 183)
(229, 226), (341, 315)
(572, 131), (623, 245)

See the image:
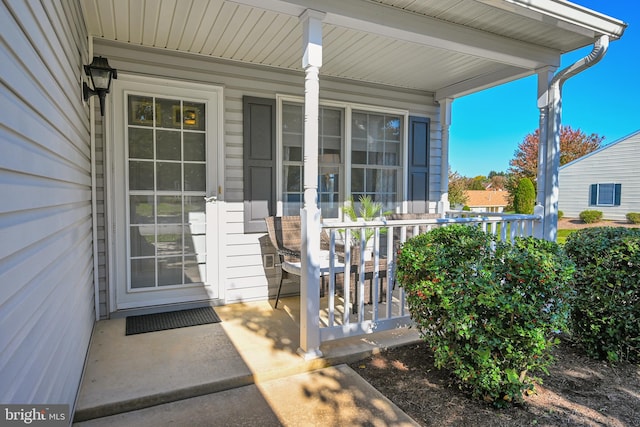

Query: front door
(110, 76), (222, 311)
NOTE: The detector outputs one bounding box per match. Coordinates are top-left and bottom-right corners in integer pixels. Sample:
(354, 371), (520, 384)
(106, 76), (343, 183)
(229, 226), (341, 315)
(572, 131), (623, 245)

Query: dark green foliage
(558, 210), (564, 220)
(579, 210), (602, 223)
(462, 205), (471, 211)
(396, 225), (575, 405)
(513, 178), (535, 214)
(626, 212), (640, 224)
(564, 227), (640, 363)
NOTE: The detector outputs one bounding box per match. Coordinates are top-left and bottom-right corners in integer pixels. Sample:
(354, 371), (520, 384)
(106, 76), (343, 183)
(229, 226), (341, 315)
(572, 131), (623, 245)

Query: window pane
(130, 226), (155, 257)
(352, 113), (367, 138)
(157, 225), (183, 256)
(157, 196), (182, 224)
(284, 165), (302, 191)
(283, 104), (303, 133)
(129, 96), (156, 127)
(367, 114), (385, 142)
(184, 255), (204, 283)
(157, 98), (182, 129)
(283, 133), (302, 161)
(130, 195), (154, 224)
(157, 163), (181, 191)
(129, 128), (153, 159)
(156, 130), (181, 160)
(131, 258), (155, 288)
(185, 196), (206, 217)
(184, 163), (206, 191)
(351, 168), (364, 192)
(385, 117), (401, 142)
(129, 161), (154, 190)
(321, 108), (342, 137)
(183, 102), (205, 131)
(598, 184), (615, 205)
(158, 256), (184, 286)
(319, 166), (340, 218)
(184, 133), (205, 161)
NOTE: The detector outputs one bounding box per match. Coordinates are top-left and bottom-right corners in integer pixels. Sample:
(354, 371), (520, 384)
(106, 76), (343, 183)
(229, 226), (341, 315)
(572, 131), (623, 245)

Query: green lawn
(556, 229), (574, 245)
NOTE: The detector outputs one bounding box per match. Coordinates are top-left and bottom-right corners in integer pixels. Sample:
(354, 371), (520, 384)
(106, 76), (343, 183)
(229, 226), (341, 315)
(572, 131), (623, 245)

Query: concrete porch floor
(73, 296), (421, 425)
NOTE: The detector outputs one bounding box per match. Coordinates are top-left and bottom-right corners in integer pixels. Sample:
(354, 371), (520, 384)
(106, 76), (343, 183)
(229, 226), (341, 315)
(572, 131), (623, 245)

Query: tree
(509, 126), (604, 181)
(513, 178), (536, 214)
(467, 175), (487, 190)
(448, 170), (468, 207)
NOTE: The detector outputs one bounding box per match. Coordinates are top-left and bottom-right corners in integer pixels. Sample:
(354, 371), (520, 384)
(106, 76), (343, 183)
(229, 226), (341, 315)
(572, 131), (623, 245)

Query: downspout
(536, 35), (609, 241)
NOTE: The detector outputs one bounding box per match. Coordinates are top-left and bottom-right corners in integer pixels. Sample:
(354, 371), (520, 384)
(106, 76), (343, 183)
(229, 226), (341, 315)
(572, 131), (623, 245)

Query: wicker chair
(265, 216), (346, 308)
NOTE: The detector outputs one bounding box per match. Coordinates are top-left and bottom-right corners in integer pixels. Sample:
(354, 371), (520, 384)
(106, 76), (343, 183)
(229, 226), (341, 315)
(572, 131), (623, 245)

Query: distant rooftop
(465, 190), (509, 207)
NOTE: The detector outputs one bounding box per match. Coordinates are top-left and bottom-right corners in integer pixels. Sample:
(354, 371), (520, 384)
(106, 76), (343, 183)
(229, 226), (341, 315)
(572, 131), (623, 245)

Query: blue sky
(449, 0), (638, 177)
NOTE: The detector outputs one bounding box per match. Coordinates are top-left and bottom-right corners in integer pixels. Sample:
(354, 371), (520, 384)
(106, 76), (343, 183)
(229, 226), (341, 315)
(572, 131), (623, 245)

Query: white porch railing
(314, 212), (542, 345)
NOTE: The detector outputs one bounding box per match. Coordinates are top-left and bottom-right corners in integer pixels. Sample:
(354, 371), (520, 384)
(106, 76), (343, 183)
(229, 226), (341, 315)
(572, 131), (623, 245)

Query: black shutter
(407, 116), (430, 213)
(614, 184), (622, 206)
(589, 184), (597, 206)
(243, 97), (276, 233)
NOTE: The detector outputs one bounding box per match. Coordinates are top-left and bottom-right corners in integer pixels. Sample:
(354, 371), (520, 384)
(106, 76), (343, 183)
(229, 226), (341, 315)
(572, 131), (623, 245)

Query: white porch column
(298, 9), (325, 359)
(437, 98), (452, 214)
(535, 67), (559, 241)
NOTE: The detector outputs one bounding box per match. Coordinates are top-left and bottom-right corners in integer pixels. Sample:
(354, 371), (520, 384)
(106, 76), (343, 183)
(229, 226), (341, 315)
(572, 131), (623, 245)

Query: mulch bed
(349, 337), (640, 426)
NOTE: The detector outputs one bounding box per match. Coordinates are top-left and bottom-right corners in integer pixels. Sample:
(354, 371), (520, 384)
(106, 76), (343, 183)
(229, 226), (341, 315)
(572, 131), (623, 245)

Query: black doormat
(125, 307), (221, 335)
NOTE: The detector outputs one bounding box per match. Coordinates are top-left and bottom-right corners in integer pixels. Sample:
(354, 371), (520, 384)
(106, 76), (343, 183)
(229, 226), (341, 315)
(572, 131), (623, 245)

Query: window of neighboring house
(280, 101), (405, 218)
(590, 183), (621, 206)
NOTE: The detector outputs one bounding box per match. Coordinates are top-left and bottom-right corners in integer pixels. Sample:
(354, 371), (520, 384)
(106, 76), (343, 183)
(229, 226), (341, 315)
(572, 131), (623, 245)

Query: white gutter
(478, 0), (627, 40)
(536, 34), (610, 241)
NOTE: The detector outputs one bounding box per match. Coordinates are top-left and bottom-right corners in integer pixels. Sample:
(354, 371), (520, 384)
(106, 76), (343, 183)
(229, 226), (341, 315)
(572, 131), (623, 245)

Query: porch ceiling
(80, 0), (626, 99)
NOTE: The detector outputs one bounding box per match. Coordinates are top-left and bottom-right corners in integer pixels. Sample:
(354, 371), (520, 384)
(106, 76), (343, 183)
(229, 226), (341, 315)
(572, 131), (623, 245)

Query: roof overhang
(80, 0), (627, 100)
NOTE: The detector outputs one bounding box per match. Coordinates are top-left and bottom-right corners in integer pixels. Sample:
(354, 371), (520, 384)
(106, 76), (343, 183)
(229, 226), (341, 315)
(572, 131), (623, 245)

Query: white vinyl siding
(93, 38), (442, 306)
(559, 131), (640, 220)
(0, 0), (92, 412)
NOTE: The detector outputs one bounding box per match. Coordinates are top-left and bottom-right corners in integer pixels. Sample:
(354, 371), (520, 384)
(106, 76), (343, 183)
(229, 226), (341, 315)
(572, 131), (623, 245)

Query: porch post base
(297, 347), (323, 360)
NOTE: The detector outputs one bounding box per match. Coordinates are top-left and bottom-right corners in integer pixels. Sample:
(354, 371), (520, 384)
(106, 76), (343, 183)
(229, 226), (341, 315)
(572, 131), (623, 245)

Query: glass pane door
(127, 95), (207, 290)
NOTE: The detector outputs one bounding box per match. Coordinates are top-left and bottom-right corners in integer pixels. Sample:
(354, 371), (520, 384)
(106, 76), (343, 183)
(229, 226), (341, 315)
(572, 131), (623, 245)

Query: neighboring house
(0, 0), (626, 414)
(559, 130), (640, 220)
(463, 190), (510, 213)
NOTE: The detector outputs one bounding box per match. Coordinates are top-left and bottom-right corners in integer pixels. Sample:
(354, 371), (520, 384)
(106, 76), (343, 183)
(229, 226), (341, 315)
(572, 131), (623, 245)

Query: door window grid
(127, 95), (207, 290)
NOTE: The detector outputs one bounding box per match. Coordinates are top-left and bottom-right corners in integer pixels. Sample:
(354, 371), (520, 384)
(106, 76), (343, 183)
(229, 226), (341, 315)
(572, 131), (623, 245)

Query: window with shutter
(589, 183), (622, 207)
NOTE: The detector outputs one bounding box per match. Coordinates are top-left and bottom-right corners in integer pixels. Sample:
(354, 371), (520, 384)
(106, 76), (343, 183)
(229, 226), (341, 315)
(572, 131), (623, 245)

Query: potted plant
(342, 195), (391, 260)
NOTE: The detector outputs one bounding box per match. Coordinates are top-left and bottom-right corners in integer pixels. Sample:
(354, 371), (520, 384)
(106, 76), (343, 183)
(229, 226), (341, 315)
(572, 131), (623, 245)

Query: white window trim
(275, 95), (409, 218)
(594, 183), (618, 207)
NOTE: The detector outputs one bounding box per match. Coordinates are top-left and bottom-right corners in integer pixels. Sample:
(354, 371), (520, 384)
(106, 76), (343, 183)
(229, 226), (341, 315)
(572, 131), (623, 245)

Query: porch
(74, 212), (541, 423)
(73, 297), (420, 424)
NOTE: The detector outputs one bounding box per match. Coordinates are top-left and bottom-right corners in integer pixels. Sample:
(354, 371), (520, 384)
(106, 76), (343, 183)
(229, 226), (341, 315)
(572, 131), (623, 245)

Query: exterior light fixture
(83, 56), (117, 116)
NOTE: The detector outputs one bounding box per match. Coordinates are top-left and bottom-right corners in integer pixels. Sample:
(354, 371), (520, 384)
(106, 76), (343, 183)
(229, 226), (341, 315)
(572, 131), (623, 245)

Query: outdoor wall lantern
(83, 56), (117, 116)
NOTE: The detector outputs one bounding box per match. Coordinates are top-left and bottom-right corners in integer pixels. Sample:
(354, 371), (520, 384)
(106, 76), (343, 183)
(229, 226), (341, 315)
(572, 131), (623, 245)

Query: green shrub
(579, 210), (602, 223)
(626, 212), (640, 224)
(462, 205), (471, 211)
(513, 178), (535, 214)
(396, 225), (575, 405)
(564, 227), (640, 363)
(558, 210), (564, 220)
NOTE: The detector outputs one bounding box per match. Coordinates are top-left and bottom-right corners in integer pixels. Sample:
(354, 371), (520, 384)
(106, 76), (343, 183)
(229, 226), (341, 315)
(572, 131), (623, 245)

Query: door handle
(204, 196), (217, 203)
